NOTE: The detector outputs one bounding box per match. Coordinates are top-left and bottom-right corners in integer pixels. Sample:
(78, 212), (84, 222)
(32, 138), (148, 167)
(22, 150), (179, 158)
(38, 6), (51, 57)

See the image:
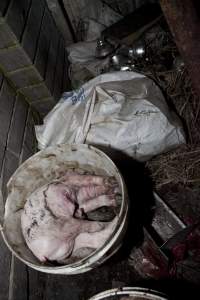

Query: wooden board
(22, 0), (45, 61)
(5, 0), (31, 40)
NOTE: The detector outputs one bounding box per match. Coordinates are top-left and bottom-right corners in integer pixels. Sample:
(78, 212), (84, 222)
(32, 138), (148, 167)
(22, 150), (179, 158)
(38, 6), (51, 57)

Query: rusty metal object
(129, 40), (146, 58)
(151, 193), (186, 242)
(160, 0), (200, 98)
(95, 38), (115, 58)
(129, 228), (169, 279)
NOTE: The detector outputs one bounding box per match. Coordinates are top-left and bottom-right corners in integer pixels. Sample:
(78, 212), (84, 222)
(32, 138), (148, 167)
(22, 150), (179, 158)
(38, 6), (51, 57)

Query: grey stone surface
(7, 66), (43, 89)
(19, 82), (51, 102)
(0, 46), (31, 72)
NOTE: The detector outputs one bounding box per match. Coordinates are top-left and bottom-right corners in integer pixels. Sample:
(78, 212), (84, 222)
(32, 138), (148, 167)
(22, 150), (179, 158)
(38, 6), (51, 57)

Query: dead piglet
(21, 178), (117, 263)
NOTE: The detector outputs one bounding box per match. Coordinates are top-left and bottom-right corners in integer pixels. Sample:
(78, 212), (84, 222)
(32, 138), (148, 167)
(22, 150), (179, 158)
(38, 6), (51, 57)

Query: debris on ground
(143, 22), (200, 221)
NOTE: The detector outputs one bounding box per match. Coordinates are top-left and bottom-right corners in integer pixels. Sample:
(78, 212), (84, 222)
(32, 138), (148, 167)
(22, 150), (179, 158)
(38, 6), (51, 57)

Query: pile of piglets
(21, 171), (120, 264)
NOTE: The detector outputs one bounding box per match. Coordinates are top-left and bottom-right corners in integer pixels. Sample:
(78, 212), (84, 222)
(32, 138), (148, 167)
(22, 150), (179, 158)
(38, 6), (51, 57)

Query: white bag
(35, 71), (185, 161)
(67, 41), (110, 88)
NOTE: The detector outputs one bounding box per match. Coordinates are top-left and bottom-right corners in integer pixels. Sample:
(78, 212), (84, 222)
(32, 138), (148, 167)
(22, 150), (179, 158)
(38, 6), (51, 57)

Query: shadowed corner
(137, 277), (200, 300)
(92, 145), (155, 261)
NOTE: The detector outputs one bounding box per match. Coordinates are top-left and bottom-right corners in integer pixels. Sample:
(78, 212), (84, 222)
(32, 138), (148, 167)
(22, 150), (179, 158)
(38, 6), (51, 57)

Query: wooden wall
(0, 0), (70, 117)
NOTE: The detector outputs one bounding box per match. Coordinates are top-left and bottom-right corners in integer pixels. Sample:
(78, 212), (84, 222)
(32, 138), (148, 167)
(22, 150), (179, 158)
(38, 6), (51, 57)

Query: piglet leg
(73, 219), (107, 234)
(60, 174), (105, 187)
(61, 174), (117, 188)
(73, 217), (118, 251)
(77, 185), (113, 203)
(79, 194), (116, 213)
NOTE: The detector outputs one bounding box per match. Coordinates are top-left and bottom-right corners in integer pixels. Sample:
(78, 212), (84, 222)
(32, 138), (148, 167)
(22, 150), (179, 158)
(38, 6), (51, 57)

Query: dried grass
(146, 145), (200, 188)
(141, 25), (200, 189)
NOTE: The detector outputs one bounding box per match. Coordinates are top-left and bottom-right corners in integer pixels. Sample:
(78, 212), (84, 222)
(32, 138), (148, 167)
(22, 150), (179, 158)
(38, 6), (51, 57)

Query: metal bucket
(88, 287), (168, 300)
(1, 144), (129, 274)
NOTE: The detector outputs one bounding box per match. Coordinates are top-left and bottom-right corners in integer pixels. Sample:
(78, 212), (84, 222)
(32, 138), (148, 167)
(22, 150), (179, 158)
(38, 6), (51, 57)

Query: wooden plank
(31, 98), (55, 116)
(0, 143), (5, 175)
(5, 0), (31, 40)
(160, 0), (200, 99)
(28, 268), (46, 300)
(1, 149), (19, 199)
(0, 21), (18, 49)
(53, 38), (65, 100)
(7, 93), (29, 156)
(0, 235), (12, 300)
(44, 275), (81, 300)
(45, 23), (60, 93)
(12, 258), (28, 300)
(34, 7), (54, 78)
(46, 0), (74, 44)
(0, 0), (11, 17)
(102, 3), (162, 44)
(43, 266), (114, 300)
(0, 72), (3, 92)
(62, 51), (71, 92)
(0, 79), (16, 146)
(20, 108), (36, 162)
(22, 0), (45, 61)
(62, 0), (82, 34)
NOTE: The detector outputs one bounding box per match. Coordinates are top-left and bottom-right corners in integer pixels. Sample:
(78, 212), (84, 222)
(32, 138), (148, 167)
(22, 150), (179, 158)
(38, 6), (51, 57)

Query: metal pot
(95, 37), (115, 58)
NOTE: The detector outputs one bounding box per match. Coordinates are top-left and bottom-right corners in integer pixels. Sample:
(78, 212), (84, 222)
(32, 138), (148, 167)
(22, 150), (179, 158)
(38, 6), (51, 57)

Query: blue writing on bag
(62, 88), (85, 105)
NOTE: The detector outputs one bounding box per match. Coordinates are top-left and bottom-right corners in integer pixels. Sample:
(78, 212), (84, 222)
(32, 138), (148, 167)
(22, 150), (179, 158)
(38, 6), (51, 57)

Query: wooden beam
(160, 0), (200, 99)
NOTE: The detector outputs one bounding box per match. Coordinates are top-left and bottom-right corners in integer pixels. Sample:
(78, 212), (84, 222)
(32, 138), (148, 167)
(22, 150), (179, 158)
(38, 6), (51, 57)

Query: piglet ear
(74, 207), (86, 219)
